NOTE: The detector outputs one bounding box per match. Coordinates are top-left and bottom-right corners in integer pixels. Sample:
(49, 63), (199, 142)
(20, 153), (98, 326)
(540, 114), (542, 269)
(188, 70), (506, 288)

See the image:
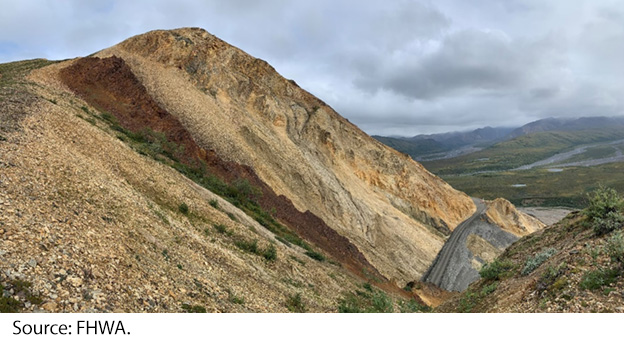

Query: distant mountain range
(508, 116), (624, 138)
(374, 116), (624, 161)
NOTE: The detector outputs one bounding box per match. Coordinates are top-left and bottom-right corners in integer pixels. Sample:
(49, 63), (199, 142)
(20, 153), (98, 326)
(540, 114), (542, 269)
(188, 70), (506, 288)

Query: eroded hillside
(90, 28), (482, 283)
(1, 28), (543, 312)
(2, 60), (386, 312)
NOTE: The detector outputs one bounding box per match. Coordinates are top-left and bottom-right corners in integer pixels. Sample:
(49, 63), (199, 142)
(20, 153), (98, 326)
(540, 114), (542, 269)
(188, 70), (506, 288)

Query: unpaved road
(421, 198), (486, 287)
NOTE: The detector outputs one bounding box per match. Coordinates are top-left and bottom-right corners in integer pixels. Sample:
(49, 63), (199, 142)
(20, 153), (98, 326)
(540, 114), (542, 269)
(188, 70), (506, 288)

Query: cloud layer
(1, 0), (623, 135)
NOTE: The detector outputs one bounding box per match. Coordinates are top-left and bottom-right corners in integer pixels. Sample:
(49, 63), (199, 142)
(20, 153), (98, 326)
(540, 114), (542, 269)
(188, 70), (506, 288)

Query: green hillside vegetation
(438, 188), (624, 313)
(424, 129), (624, 175)
(1, 59), (58, 86)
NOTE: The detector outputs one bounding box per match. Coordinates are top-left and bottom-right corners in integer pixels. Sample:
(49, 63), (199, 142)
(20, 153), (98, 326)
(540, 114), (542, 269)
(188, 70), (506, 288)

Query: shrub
(337, 293), (363, 313)
(579, 268), (620, 290)
(227, 290), (245, 305)
(522, 248), (558, 275)
(593, 212), (624, 236)
(370, 290), (394, 313)
(234, 239), (258, 254)
(286, 293), (306, 313)
(178, 202), (189, 215)
(263, 244), (277, 261)
(398, 299), (431, 313)
(209, 199), (219, 209)
(480, 282), (498, 296)
(181, 303), (207, 313)
(275, 236), (291, 247)
(337, 286), (395, 313)
(100, 112), (118, 124)
(213, 224), (228, 234)
(0, 284), (23, 313)
(584, 187), (624, 235)
(479, 259), (515, 281)
(305, 250), (326, 262)
(606, 231), (624, 265)
(458, 291), (479, 313)
(0, 295), (22, 313)
(536, 263), (567, 294)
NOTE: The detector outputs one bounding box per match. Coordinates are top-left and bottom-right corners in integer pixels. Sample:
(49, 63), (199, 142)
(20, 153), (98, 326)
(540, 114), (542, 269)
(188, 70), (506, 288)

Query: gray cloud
(1, 0), (624, 135)
(355, 29), (531, 99)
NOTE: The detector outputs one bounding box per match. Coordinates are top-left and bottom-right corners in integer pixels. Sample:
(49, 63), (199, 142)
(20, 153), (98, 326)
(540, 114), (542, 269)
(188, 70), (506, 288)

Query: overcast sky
(2, 0), (624, 135)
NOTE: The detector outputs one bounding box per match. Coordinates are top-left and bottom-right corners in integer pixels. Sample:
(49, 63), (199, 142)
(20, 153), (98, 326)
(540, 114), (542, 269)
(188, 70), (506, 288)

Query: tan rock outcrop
(485, 198), (546, 237)
(93, 28), (477, 283)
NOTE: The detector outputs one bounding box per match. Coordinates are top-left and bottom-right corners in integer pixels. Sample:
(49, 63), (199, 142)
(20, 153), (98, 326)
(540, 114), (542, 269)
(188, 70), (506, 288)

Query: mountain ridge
(93, 27), (479, 283)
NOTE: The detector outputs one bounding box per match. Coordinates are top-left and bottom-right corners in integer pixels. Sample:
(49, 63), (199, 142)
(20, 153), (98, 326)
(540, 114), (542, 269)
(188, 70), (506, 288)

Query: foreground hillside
(0, 28), (543, 312)
(438, 188), (624, 312)
(2, 60), (379, 312)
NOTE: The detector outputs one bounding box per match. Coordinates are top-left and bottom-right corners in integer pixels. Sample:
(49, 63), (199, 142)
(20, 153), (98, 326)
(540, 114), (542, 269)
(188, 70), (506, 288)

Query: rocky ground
(437, 210), (624, 313)
(0, 61), (379, 313)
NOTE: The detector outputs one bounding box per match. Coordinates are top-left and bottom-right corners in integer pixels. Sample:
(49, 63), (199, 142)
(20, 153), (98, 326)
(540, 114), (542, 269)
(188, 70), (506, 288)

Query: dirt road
(421, 198), (486, 287)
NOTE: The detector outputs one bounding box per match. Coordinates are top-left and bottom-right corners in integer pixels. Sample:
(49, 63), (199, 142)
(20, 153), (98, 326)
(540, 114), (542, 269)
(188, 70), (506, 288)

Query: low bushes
(479, 259), (515, 281)
(584, 187), (624, 236)
(522, 248), (558, 275)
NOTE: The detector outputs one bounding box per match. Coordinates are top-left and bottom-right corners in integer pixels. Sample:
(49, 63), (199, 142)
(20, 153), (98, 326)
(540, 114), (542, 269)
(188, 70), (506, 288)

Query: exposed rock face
(92, 28), (478, 283)
(485, 198), (546, 236)
(0, 28), (546, 312)
(58, 56), (383, 282)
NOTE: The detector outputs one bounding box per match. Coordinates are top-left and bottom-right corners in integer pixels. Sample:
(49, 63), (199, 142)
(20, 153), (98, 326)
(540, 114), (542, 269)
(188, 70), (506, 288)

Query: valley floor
(519, 207), (573, 226)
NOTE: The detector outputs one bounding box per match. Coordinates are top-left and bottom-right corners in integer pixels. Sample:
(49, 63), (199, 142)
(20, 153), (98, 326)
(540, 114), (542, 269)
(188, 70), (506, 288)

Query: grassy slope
(1, 59), (60, 136)
(0, 59), (58, 91)
(438, 211), (624, 313)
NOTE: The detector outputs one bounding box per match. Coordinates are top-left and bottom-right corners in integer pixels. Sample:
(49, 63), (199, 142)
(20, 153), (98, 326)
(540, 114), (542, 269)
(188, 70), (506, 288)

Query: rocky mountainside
(0, 28), (542, 312)
(90, 28), (482, 284)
